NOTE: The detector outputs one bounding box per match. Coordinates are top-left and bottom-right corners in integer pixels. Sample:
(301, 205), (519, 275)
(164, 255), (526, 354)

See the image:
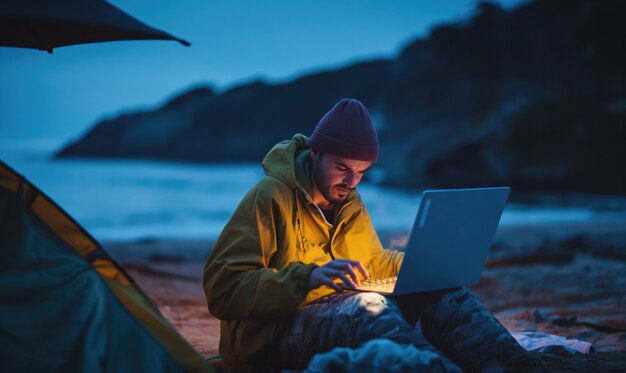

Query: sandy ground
(109, 221), (626, 370)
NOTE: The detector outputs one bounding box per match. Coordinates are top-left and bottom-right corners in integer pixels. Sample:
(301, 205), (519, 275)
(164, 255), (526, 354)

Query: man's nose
(344, 172), (360, 188)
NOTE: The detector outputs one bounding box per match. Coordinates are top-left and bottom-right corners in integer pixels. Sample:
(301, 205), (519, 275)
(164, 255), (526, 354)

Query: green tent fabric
(0, 160), (213, 372)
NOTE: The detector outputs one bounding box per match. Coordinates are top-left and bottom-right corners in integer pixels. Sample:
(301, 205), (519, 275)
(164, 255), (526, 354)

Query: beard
(320, 183), (352, 205)
(312, 153), (354, 206)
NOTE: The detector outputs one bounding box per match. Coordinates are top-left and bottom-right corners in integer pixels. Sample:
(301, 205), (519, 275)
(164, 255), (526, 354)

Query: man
(203, 98), (544, 371)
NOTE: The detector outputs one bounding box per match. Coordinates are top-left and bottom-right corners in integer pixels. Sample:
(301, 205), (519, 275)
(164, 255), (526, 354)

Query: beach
(4, 151), (625, 369)
(108, 220), (626, 370)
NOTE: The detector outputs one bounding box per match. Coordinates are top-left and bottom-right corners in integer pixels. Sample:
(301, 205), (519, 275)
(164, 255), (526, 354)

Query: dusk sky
(0, 0), (526, 149)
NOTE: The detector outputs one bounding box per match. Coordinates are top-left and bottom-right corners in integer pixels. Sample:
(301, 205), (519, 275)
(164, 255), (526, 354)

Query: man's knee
(422, 287), (472, 314)
(336, 292), (392, 319)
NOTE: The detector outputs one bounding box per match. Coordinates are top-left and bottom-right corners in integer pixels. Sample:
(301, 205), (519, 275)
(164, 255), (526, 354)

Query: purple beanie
(309, 98), (379, 162)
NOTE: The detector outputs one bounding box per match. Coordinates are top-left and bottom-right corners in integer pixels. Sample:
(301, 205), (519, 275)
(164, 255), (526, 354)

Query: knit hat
(309, 98), (379, 162)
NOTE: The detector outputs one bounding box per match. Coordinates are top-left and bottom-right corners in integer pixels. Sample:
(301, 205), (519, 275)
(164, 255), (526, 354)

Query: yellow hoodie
(203, 134), (403, 368)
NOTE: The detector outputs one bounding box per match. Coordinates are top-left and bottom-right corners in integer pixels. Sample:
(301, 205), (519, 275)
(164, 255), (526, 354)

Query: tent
(0, 160), (213, 372)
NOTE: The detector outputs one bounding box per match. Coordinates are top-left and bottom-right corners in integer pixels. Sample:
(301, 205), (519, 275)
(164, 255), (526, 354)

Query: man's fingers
(320, 267), (358, 290)
(338, 260), (369, 280)
(334, 271), (357, 290)
(314, 260), (370, 291)
(321, 277), (342, 292)
(353, 261), (369, 280)
(328, 259), (368, 281)
(323, 268), (357, 289)
(343, 265), (360, 286)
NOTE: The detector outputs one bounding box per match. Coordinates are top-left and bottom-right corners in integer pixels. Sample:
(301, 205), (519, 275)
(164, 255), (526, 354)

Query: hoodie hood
(262, 134), (360, 216)
(262, 134), (310, 191)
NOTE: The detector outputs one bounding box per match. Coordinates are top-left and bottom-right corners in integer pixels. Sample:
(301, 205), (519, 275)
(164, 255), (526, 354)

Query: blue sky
(0, 0), (526, 148)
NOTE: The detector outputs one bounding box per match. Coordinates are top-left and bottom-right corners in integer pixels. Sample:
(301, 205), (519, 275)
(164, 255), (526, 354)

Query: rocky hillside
(57, 0), (626, 195)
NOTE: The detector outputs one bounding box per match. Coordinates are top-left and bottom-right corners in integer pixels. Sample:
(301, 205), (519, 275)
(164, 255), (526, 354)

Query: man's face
(311, 150), (372, 205)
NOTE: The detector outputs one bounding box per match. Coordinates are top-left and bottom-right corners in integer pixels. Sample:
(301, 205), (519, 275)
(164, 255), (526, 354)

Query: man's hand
(308, 259), (369, 292)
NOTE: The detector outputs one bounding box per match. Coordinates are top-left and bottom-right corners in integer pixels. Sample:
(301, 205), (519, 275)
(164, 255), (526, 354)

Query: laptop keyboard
(360, 276), (397, 292)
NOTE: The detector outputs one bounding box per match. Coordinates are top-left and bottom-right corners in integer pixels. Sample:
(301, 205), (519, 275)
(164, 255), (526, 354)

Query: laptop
(357, 186), (510, 295)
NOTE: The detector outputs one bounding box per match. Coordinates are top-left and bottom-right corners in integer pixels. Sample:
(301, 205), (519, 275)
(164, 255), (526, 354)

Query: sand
(108, 220), (626, 370)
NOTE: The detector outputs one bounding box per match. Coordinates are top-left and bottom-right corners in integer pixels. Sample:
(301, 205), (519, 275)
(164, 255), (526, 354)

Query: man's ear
(310, 148), (320, 161)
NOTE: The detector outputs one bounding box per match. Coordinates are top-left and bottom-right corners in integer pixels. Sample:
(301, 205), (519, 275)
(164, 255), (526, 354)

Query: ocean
(2, 140), (625, 243)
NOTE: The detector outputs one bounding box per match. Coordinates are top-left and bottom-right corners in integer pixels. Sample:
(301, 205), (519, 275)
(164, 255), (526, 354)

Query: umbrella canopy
(0, 0), (190, 53)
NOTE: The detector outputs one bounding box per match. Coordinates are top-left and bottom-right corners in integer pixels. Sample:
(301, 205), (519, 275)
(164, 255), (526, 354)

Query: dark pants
(274, 288), (543, 372)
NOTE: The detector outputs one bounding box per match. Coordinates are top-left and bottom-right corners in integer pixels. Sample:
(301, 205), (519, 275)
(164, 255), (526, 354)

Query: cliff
(57, 0), (626, 194)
